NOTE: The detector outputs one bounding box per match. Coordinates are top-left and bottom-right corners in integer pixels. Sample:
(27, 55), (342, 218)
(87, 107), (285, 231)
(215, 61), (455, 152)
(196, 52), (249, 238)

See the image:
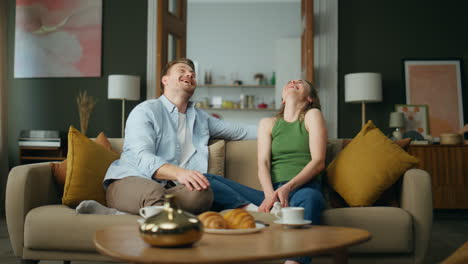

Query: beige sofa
(6, 139), (433, 264)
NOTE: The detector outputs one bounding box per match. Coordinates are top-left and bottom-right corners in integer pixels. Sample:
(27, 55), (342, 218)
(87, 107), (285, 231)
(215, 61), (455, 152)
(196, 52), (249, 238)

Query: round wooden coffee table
(94, 224), (371, 264)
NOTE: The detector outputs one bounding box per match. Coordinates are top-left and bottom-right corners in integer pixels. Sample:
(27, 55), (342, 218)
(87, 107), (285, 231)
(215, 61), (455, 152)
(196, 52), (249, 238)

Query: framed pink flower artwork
(395, 104), (430, 138)
(403, 59), (464, 137)
(14, 0), (102, 78)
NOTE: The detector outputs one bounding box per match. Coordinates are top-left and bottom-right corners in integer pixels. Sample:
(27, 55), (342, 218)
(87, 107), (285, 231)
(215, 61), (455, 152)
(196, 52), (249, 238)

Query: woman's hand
(259, 193), (277, 212)
(275, 184), (292, 208)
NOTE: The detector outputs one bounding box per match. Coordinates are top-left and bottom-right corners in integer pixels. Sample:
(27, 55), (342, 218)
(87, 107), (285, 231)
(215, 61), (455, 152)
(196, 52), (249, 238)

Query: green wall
(338, 0), (468, 137)
(7, 0), (148, 167)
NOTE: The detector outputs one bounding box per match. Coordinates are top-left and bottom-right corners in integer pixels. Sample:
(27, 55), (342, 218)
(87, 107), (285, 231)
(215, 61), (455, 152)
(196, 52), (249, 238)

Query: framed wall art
(395, 104), (430, 138)
(403, 59), (464, 137)
(14, 0), (103, 78)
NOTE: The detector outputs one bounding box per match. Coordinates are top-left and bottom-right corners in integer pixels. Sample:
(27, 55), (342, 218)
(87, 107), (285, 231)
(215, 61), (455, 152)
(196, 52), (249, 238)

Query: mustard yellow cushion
(327, 121), (419, 206)
(208, 140), (225, 177)
(62, 126), (119, 207)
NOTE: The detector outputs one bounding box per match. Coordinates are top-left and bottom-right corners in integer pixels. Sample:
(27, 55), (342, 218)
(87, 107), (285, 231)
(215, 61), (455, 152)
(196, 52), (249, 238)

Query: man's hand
(175, 169), (210, 191)
(259, 193), (277, 213)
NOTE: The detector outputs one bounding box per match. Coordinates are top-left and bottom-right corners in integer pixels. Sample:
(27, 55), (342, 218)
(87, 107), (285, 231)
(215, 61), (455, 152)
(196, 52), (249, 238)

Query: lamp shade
(108, 75), (140, 100)
(345, 73), (382, 103)
(389, 112), (405, 128)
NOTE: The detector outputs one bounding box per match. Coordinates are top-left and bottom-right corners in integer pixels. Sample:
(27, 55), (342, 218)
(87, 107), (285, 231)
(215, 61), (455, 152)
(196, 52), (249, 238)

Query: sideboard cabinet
(408, 145), (468, 209)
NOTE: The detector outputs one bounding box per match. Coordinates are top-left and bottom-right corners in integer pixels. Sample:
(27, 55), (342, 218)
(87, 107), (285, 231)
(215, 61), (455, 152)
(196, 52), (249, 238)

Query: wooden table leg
(333, 248), (348, 264)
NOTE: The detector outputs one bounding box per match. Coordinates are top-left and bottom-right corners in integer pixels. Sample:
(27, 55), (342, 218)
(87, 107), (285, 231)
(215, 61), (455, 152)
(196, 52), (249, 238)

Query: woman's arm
(257, 117), (277, 212)
(275, 109), (327, 206)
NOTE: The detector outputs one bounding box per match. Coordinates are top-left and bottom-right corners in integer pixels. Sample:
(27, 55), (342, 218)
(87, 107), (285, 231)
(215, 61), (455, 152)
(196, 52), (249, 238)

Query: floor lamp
(108, 75), (141, 137)
(345, 73), (382, 127)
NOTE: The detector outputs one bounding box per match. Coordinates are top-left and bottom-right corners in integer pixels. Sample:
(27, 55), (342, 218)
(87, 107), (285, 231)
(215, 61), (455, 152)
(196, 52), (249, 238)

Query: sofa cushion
(62, 126), (120, 207)
(326, 121), (418, 206)
(322, 207), (413, 253)
(24, 205), (139, 251)
(207, 139), (225, 177)
(225, 140), (261, 190)
(50, 132), (118, 187)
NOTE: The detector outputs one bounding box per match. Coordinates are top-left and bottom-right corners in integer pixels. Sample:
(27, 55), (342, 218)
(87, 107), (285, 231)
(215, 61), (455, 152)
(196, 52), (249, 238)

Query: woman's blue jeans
(205, 173), (324, 264)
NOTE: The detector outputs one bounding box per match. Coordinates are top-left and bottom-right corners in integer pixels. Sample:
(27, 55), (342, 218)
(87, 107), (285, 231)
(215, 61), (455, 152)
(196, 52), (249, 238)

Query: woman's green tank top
(271, 118), (314, 184)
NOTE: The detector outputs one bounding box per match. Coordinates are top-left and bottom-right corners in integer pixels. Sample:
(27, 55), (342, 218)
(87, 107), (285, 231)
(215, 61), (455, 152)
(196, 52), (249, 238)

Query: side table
(19, 146), (66, 164)
(408, 144), (468, 209)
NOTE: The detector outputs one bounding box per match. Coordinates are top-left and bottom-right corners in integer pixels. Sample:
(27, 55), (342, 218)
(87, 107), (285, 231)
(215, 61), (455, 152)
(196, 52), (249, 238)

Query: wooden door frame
(149, 0), (313, 98)
(302, 0), (314, 84)
(156, 0), (187, 98)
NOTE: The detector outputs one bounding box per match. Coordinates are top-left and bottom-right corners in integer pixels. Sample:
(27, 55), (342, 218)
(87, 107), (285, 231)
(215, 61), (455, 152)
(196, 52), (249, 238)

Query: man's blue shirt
(104, 95), (257, 188)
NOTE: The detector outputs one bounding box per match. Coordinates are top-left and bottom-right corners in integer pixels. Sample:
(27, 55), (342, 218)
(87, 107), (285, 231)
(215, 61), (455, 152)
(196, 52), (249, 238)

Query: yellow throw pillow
(208, 139), (225, 177)
(62, 126), (120, 207)
(327, 121), (419, 206)
(50, 132), (118, 186)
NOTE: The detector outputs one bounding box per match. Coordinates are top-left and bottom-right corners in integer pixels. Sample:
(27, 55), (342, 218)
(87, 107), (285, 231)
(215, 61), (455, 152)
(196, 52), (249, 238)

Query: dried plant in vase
(76, 91), (96, 136)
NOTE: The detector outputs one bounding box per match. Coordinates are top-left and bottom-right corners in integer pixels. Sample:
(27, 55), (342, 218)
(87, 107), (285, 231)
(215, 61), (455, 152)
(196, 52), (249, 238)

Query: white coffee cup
(274, 207), (305, 224)
(139, 205), (164, 219)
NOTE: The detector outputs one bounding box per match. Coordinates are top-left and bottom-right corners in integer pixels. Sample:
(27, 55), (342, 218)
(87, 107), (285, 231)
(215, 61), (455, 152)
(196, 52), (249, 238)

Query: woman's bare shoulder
(304, 109), (326, 131)
(305, 108), (323, 118)
(259, 117), (277, 126)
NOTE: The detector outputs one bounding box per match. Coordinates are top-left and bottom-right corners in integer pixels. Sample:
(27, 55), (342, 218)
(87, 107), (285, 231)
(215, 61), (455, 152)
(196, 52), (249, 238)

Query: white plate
(204, 223), (266, 234)
(273, 220), (312, 228)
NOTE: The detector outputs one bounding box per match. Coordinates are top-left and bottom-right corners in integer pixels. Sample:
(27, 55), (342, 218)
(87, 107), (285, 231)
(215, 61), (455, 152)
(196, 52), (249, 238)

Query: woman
(257, 79), (326, 264)
(202, 80), (326, 264)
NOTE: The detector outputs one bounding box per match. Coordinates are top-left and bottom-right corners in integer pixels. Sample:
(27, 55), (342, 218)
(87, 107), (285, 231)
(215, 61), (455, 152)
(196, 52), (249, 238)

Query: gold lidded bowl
(139, 194), (203, 247)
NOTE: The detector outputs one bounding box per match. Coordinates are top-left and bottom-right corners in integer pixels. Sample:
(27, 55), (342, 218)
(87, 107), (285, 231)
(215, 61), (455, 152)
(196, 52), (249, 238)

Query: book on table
(18, 139), (61, 147)
(18, 130), (62, 147)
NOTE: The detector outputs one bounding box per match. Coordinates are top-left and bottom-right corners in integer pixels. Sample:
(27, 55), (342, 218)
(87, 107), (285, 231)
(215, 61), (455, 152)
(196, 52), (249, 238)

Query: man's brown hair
(160, 58), (195, 91)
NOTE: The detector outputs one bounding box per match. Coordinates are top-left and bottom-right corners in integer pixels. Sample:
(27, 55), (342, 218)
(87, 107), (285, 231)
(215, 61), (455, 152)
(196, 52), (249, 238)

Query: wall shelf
(200, 84), (275, 88)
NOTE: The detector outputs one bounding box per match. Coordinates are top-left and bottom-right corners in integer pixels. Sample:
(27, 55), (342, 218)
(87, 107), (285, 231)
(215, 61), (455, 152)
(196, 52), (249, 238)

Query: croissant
(198, 211), (227, 229)
(223, 209), (256, 229)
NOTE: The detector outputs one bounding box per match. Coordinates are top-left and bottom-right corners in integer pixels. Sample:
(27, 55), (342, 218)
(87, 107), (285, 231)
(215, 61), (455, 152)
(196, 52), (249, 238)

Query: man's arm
(154, 164), (209, 191)
(123, 105), (169, 179)
(207, 112), (258, 140)
(124, 105), (209, 191)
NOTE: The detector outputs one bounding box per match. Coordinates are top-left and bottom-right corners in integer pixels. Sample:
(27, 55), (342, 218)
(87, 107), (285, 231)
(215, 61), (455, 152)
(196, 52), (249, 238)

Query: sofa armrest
(6, 162), (61, 257)
(400, 168), (433, 264)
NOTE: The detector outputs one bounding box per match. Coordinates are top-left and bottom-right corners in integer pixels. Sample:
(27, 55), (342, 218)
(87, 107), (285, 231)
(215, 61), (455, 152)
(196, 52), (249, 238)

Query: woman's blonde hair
(276, 80), (321, 121)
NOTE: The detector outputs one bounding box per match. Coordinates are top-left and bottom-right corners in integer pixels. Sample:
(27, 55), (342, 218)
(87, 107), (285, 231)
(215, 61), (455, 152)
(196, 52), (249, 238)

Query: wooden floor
(0, 211), (467, 264)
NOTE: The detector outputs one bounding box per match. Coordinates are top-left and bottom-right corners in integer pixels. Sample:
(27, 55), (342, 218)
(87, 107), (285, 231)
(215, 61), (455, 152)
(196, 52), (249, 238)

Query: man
(100, 58), (257, 215)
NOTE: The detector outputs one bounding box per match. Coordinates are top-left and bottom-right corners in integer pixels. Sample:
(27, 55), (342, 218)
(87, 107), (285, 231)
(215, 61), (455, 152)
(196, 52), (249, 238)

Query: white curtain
(0, 0), (9, 215)
(314, 0), (338, 139)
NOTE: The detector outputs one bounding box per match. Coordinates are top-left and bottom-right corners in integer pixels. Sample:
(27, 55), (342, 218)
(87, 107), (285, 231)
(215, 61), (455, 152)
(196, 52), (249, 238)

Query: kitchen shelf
(200, 84), (275, 88)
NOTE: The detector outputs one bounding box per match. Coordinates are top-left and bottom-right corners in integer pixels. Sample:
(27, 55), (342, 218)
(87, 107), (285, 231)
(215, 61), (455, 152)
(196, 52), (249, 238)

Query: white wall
(187, 1), (301, 124)
(187, 2), (301, 85)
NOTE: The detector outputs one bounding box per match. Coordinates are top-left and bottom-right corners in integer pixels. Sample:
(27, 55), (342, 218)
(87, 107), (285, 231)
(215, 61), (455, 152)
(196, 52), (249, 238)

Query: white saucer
(273, 220), (312, 228)
(204, 223), (266, 235)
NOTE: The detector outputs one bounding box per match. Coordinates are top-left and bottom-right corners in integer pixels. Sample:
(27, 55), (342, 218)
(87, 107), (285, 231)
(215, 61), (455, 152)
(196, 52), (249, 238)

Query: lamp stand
(361, 101), (366, 127)
(121, 99), (126, 138)
(392, 128), (403, 140)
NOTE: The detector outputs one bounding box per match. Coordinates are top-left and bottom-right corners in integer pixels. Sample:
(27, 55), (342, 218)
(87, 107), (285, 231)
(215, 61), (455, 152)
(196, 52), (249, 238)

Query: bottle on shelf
(270, 71), (276, 85)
